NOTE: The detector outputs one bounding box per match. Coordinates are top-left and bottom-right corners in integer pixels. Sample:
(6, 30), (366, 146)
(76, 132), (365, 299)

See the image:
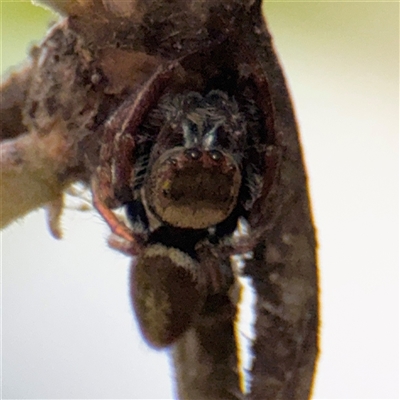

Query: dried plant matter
(1, 1), (319, 399)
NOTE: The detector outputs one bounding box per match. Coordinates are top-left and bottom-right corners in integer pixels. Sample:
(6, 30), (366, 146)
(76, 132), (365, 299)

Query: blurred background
(1, 1), (398, 399)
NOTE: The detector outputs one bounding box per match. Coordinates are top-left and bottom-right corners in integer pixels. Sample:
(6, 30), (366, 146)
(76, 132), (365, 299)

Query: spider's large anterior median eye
(144, 146), (242, 229)
(130, 244), (203, 348)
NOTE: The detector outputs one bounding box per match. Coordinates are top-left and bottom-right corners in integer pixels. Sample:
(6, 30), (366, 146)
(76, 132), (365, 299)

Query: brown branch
(239, 12), (319, 400)
(0, 64), (32, 141)
(0, 63), (69, 229)
(0, 130), (68, 229)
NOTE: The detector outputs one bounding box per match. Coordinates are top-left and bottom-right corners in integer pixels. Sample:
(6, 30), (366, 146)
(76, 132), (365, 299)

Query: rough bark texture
(1, 1), (318, 398)
(242, 15), (319, 400)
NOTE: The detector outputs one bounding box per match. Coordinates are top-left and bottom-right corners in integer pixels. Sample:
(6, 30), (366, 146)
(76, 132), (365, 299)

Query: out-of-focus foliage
(1, 3), (54, 72)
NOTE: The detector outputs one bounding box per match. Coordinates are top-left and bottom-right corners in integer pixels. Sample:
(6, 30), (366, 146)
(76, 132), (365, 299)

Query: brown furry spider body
(89, 49), (280, 347)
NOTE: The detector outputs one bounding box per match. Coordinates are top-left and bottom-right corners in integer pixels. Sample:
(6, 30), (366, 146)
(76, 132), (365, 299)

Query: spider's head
(143, 91), (246, 229)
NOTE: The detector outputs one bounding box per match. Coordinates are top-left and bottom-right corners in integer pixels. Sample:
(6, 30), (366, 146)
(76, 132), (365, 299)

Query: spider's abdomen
(130, 244), (203, 348)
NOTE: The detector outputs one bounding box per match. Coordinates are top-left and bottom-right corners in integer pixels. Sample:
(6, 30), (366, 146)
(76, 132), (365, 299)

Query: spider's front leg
(91, 62), (178, 255)
(91, 176), (142, 255)
(91, 113), (142, 255)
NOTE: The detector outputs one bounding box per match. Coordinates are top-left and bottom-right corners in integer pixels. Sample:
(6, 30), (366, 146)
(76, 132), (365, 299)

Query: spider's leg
(101, 61), (179, 203)
(107, 233), (139, 257)
(91, 177), (144, 255)
(91, 62), (179, 254)
(93, 60), (178, 217)
(125, 199), (149, 234)
(195, 239), (234, 294)
(237, 58), (281, 233)
(246, 144), (281, 231)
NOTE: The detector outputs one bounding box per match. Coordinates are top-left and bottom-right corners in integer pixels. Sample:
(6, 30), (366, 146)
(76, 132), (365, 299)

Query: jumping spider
(90, 61), (279, 347)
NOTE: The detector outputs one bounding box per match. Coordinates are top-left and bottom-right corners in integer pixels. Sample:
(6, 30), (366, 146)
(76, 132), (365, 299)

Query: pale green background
(1, 1), (399, 399)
